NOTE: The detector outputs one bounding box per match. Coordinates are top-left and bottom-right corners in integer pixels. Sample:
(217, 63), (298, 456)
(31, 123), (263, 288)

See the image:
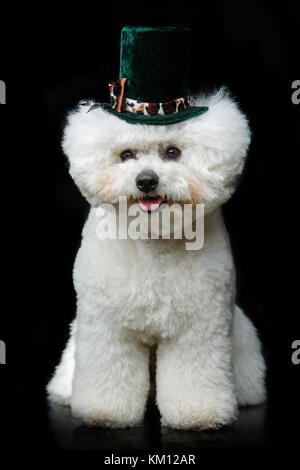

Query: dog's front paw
(71, 395), (146, 428)
(158, 391), (238, 431)
(72, 407), (142, 428)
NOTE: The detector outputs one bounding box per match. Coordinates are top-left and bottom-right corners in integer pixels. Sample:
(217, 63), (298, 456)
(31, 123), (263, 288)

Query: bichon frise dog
(47, 89), (266, 431)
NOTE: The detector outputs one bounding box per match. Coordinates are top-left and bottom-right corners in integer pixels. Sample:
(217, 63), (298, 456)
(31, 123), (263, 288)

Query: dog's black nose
(136, 170), (159, 193)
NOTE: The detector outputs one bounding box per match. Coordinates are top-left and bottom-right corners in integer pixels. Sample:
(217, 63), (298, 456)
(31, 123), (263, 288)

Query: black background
(0, 0), (299, 457)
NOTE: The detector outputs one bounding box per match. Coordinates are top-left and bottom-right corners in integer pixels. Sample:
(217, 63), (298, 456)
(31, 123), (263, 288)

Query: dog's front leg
(71, 308), (150, 427)
(156, 319), (238, 431)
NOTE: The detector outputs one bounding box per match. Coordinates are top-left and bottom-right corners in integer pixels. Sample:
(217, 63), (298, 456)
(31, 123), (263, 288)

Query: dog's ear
(62, 100), (107, 166)
(183, 88), (251, 209)
(62, 101), (115, 205)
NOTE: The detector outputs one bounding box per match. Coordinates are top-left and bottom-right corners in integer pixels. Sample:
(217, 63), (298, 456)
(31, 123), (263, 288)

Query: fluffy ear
(62, 101), (117, 205)
(185, 88), (251, 210)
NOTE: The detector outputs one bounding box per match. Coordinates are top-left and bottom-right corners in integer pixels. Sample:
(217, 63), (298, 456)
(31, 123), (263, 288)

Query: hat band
(109, 79), (190, 116)
(123, 96), (190, 116)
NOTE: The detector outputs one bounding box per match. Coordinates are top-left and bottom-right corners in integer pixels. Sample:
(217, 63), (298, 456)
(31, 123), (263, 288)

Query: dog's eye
(120, 149), (134, 161)
(164, 146), (181, 160)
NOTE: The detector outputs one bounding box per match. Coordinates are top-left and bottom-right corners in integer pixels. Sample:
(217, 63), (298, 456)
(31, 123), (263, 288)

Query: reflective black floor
(48, 401), (269, 450)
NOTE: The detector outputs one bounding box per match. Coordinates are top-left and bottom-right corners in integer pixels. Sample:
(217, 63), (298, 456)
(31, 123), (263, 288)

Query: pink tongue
(138, 196), (162, 211)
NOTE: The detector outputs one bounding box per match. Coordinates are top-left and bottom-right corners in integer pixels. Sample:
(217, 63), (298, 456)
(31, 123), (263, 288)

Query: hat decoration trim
(109, 78), (191, 116)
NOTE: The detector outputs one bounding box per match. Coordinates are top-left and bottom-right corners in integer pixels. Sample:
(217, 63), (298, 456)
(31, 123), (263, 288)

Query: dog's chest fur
(73, 208), (234, 340)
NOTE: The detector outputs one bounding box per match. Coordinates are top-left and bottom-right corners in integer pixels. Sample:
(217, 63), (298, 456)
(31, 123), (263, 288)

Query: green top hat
(91, 26), (208, 125)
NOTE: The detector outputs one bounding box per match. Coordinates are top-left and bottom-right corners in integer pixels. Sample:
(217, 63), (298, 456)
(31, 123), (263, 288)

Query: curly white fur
(47, 90), (266, 430)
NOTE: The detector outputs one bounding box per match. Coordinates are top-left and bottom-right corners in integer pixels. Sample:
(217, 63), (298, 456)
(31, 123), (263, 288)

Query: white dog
(47, 89), (266, 430)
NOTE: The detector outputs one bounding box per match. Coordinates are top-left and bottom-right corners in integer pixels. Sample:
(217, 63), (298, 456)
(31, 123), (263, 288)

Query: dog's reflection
(48, 401), (267, 450)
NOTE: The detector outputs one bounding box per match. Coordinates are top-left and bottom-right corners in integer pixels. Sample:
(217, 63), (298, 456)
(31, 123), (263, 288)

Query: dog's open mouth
(137, 196), (164, 212)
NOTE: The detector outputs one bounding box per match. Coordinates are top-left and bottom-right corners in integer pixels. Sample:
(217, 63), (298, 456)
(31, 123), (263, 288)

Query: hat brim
(99, 103), (209, 125)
